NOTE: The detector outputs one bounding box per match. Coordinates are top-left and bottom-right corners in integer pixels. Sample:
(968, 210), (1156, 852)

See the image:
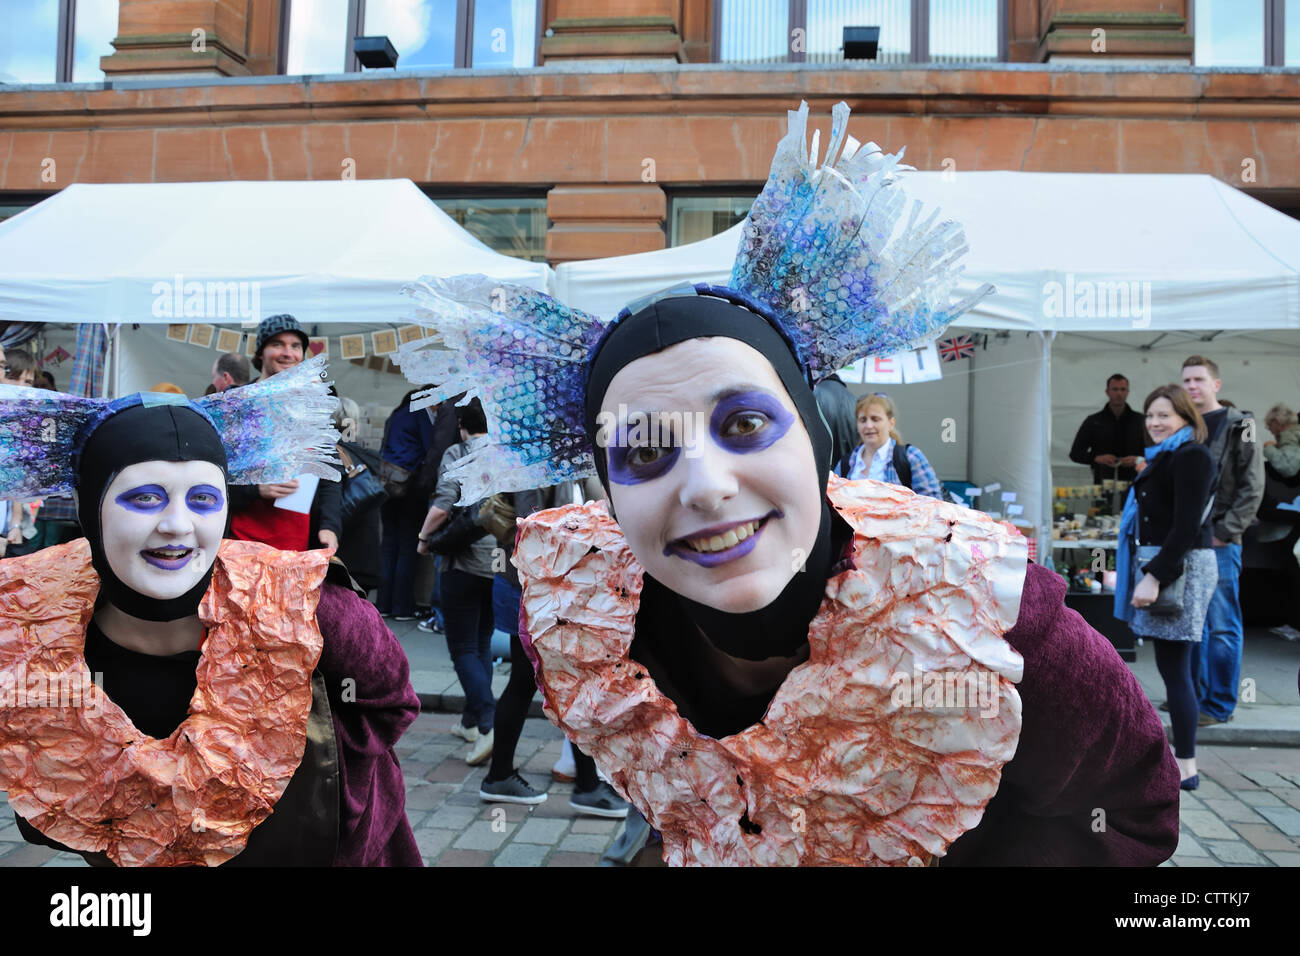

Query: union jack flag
(938, 334), (975, 363)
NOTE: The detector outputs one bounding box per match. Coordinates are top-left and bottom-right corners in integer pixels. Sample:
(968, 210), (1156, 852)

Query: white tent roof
(0, 179), (552, 325)
(555, 172), (1300, 332)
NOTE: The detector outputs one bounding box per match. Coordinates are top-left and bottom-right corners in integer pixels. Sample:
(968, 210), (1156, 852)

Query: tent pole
(109, 324), (120, 399)
(1039, 330), (1055, 568)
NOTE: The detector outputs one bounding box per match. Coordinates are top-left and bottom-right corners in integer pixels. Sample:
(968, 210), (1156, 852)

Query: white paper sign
(901, 342), (943, 384)
(838, 357), (867, 384)
(1001, 491), (1017, 503)
(273, 473), (320, 514)
(983, 482), (1002, 493)
(1006, 504), (1025, 516)
(861, 354), (904, 385)
(964, 487), (980, 498)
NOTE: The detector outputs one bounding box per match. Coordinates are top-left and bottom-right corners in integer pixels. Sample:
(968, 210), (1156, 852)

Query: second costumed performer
(0, 357), (421, 866)
(395, 102), (1180, 866)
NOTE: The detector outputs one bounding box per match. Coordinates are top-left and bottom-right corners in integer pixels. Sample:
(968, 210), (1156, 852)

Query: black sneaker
(570, 781), (629, 819)
(480, 771), (548, 805)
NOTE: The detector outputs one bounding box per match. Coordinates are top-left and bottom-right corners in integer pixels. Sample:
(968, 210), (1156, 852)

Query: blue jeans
(1195, 543), (1243, 720)
(441, 568), (496, 733)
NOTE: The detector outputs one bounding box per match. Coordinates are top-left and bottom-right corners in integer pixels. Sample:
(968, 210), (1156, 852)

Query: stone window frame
(711, 0), (1008, 65)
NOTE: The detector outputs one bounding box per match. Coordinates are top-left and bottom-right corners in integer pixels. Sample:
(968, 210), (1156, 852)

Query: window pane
(718, 0), (789, 64)
(1288, 0), (1300, 65)
(73, 0), (120, 82)
(1194, 0), (1264, 66)
(0, 0), (59, 84)
(930, 0), (998, 62)
(432, 198), (548, 262)
(472, 0), (536, 67)
(807, 0), (911, 63)
(365, 0), (459, 69)
(671, 196), (754, 246)
(286, 0), (350, 73)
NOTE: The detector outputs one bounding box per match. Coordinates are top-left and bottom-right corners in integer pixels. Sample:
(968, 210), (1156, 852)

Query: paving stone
(1256, 806), (1300, 836)
(1173, 832), (1208, 857)
(571, 818), (618, 834)
(1179, 810), (1239, 841)
(426, 761), (475, 784)
(0, 844), (56, 866)
(0, 825), (22, 843)
(1190, 778), (1231, 800)
(426, 805), (480, 829)
(1237, 790), (1285, 808)
(546, 851), (601, 867)
(1279, 772), (1300, 788)
(493, 843), (550, 867)
(478, 803), (535, 823)
(1264, 851), (1300, 867)
(453, 821), (513, 851)
(1201, 798), (1264, 824)
(558, 833), (613, 854)
(404, 784), (445, 812)
(1203, 840), (1267, 865)
(529, 797), (576, 819)
(435, 849), (490, 867)
(443, 791), (484, 807)
(1177, 791), (1206, 811)
(1239, 770), (1292, 789)
(1272, 788), (1300, 812)
(40, 854), (88, 867)
(514, 818), (570, 845)
(405, 811), (430, 830)
(1229, 823), (1299, 852)
(415, 828), (455, 858)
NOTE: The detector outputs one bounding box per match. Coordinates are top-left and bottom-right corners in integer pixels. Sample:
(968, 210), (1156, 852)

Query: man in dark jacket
(1069, 374), (1146, 483)
(227, 314), (341, 551)
(1181, 356), (1265, 725)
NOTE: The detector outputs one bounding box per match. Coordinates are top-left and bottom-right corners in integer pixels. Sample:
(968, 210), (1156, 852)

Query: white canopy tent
(554, 172), (1300, 556)
(0, 179), (554, 410)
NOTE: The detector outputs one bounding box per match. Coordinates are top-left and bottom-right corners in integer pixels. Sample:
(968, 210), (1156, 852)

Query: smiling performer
(396, 102), (1180, 866)
(0, 358), (421, 866)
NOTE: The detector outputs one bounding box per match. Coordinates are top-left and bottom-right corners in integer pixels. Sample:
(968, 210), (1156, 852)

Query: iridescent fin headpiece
(0, 355), (340, 499)
(397, 101), (992, 502)
(397, 276), (608, 503)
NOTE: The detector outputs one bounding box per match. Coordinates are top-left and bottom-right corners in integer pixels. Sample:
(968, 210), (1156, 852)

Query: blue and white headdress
(396, 101), (992, 504)
(0, 355), (340, 498)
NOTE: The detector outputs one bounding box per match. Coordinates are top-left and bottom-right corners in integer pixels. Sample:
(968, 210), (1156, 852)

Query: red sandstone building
(1, 1), (1297, 263)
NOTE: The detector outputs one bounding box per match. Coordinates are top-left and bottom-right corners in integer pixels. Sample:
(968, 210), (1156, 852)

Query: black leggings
(487, 632), (599, 790)
(1153, 638), (1197, 759)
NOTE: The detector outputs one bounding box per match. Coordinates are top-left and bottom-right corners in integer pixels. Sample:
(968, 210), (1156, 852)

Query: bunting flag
(938, 334), (975, 363)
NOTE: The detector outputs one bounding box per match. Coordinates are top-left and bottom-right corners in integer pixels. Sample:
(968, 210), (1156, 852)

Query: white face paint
(100, 460), (228, 601)
(600, 337), (822, 615)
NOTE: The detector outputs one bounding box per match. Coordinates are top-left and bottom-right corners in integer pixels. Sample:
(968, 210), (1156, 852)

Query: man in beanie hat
(229, 314), (342, 552)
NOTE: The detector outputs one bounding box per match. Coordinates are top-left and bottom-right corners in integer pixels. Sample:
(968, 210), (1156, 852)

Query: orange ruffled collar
(516, 476), (1028, 866)
(0, 539), (328, 866)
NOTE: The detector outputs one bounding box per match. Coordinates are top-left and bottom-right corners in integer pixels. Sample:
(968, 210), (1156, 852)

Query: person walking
(376, 389), (435, 621)
(836, 392), (944, 499)
(417, 398), (498, 765)
(1115, 385), (1218, 790)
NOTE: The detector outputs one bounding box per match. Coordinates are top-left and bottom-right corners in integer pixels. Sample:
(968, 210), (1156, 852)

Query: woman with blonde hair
(836, 392), (944, 499)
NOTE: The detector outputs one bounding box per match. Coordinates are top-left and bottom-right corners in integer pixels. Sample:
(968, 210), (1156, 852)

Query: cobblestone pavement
(1, 717), (1296, 867)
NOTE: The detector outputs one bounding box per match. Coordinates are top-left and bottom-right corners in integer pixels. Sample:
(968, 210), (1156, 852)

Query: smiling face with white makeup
(599, 337), (822, 614)
(99, 460), (228, 601)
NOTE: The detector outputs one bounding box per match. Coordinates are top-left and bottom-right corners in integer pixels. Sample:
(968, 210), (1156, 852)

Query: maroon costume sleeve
(942, 563), (1181, 866)
(316, 582), (423, 866)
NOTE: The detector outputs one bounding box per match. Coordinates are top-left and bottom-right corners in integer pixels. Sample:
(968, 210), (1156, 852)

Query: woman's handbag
(426, 502), (489, 557)
(338, 445), (386, 525)
(1134, 544), (1185, 615)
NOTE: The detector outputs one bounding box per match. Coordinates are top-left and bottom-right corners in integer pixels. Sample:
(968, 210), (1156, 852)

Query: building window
(1193, 0), (1293, 66)
(431, 196), (548, 262)
(284, 0), (539, 73)
(0, 0), (120, 85)
(670, 195), (755, 246)
(716, 0), (1002, 64)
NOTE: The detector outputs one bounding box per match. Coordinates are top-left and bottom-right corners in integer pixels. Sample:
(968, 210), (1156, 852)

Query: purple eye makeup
(186, 484), (225, 514)
(116, 485), (168, 513)
(709, 390), (793, 453)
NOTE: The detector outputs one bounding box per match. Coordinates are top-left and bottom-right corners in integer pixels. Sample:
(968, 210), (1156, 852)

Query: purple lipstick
(665, 511), (781, 568)
(141, 547), (194, 571)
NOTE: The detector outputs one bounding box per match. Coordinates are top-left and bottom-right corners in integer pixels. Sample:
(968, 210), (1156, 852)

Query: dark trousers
(441, 568), (496, 733)
(377, 495), (426, 617)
